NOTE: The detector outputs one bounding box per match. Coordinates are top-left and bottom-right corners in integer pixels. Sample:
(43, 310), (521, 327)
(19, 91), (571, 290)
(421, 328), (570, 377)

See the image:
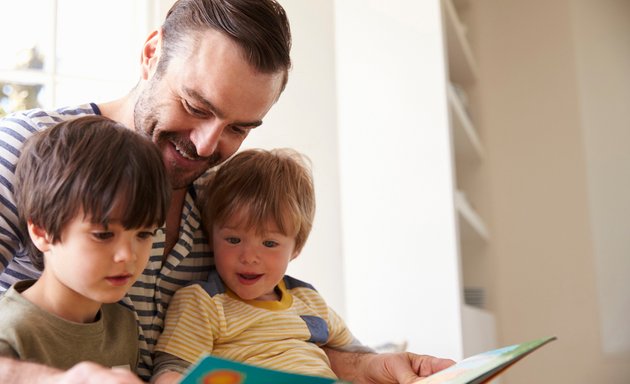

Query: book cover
(417, 336), (557, 384)
(179, 354), (348, 384)
(179, 336), (556, 384)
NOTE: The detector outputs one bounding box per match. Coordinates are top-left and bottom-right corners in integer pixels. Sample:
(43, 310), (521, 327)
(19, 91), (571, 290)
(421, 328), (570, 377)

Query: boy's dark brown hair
(15, 115), (171, 270)
(199, 148), (315, 254)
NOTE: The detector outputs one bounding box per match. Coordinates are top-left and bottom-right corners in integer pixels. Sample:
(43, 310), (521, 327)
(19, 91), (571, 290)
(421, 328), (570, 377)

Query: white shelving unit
(448, 84), (484, 162)
(443, 0), (497, 356)
(455, 190), (489, 244)
(443, 0), (478, 85)
(336, 0), (495, 361)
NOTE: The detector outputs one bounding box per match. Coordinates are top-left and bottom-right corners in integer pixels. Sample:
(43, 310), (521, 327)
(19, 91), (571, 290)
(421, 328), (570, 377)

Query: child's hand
(45, 361), (144, 384)
(152, 370), (183, 384)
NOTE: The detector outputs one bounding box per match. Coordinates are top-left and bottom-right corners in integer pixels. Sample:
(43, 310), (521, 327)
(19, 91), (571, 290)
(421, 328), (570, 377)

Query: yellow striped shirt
(156, 271), (354, 378)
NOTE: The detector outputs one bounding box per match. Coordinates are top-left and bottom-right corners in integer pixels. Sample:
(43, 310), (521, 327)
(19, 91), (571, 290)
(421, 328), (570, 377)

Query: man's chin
(167, 169), (207, 189)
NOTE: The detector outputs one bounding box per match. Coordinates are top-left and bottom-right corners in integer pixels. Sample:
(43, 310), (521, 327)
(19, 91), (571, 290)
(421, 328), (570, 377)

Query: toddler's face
(212, 210), (298, 302)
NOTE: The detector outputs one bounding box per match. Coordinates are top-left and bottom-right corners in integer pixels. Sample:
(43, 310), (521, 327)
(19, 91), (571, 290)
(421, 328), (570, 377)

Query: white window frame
(0, 0), (165, 113)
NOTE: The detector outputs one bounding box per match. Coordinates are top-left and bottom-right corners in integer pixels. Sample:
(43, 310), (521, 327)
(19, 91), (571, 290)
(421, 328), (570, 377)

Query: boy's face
(213, 210), (298, 302)
(37, 212), (156, 312)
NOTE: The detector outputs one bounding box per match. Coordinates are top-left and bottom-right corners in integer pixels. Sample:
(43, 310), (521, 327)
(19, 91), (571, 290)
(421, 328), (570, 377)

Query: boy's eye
(262, 240), (278, 248)
(226, 237), (240, 244)
(137, 230), (156, 240)
(92, 232), (114, 241)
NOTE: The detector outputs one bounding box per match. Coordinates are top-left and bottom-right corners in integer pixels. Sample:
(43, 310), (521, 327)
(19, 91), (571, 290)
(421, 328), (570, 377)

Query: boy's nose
(239, 247), (260, 265)
(114, 241), (137, 263)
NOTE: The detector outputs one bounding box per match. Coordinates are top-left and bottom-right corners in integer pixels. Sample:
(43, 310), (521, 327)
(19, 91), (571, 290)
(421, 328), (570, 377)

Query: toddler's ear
(291, 249), (300, 261)
(27, 221), (53, 252)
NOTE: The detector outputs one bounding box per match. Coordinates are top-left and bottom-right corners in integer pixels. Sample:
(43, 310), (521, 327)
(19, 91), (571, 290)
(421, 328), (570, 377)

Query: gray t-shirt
(0, 280), (139, 372)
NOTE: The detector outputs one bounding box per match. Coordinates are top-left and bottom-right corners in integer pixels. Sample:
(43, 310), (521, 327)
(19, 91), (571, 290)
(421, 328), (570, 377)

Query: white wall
(572, 0), (630, 356)
(470, 0), (630, 382)
(335, 0), (464, 358)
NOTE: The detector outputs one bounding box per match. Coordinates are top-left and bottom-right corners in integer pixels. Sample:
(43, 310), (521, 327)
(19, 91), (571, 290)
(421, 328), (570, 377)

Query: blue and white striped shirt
(0, 104), (213, 380)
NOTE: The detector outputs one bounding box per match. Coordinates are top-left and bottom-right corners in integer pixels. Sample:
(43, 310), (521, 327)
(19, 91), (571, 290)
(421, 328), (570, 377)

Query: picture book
(179, 355), (349, 384)
(417, 336), (557, 384)
(179, 336), (556, 384)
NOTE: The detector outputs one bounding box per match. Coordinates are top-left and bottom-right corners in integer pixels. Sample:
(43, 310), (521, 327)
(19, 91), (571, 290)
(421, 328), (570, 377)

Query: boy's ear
(27, 221), (53, 252)
(291, 249), (300, 261)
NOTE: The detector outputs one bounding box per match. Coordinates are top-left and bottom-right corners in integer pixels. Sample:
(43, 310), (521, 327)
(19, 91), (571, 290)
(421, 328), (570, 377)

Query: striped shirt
(0, 105), (213, 380)
(155, 271), (355, 379)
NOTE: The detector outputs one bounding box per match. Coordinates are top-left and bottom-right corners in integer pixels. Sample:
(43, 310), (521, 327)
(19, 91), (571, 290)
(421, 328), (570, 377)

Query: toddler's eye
(226, 237), (240, 244)
(262, 240), (278, 248)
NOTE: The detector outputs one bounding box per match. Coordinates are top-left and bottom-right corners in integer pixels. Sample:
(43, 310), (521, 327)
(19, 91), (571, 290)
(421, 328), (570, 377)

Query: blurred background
(1, 1), (628, 383)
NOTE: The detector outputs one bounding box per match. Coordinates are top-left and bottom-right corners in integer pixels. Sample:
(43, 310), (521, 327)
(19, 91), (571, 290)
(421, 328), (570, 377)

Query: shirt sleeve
(155, 284), (220, 365)
(326, 306), (375, 353)
(0, 114), (32, 284)
(151, 351), (191, 381)
(0, 339), (19, 359)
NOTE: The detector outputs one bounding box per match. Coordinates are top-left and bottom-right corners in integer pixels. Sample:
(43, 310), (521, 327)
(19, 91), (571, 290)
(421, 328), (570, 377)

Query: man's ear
(140, 29), (162, 80)
(27, 221), (53, 253)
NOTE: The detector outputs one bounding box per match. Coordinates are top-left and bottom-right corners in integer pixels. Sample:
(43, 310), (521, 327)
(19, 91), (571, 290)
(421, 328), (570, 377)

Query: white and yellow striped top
(156, 271), (355, 378)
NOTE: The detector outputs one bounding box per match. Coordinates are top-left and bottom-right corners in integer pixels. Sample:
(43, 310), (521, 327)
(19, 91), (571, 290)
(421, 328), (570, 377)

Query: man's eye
(226, 237), (240, 244)
(230, 126), (249, 136)
(262, 240), (278, 248)
(92, 232), (114, 241)
(183, 100), (207, 117)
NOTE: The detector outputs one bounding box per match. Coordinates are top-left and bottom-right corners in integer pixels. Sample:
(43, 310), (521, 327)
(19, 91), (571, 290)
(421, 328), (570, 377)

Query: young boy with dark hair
(153, 148), (365, 383)
(0, 115), (170, 379)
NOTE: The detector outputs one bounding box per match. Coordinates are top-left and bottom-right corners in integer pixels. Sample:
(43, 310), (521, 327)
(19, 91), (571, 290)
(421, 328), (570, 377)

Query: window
(0, 0), (162, 116)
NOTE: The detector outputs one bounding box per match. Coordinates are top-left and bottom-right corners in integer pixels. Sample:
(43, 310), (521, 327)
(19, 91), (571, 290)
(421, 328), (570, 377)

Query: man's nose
(190, 120), (226, 158)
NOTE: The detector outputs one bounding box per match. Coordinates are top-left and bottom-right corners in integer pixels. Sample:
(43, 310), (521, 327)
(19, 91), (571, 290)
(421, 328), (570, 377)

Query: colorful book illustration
(417, 336), (557, 384)
(179, 354), (348, 384)
(179, 336), (556, 384)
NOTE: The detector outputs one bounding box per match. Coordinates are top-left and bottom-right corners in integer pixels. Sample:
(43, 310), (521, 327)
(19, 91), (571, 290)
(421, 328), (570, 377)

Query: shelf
(443, 0), (478, 84)
(461, 304), (497, 356)
(455, 190), (489, 243)
(448, 84), (484, 162)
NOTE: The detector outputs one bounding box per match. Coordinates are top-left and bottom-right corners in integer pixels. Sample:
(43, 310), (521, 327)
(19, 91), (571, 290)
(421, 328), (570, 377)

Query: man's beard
(156, 130), (222, 189)
(133, 84), (222, 189)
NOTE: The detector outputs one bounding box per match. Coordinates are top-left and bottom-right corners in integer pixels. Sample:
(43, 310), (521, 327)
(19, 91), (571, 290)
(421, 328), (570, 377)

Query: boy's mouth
(237, 273), (262, 285)
(105, 273), (132, 287)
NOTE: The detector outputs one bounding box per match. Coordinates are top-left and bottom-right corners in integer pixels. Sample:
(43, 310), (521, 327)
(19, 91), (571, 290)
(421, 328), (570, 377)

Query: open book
(417, 336), (557, 383)
(179, 336), (556, 384)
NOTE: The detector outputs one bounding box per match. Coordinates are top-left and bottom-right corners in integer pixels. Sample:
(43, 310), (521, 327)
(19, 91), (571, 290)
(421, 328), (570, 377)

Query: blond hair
(199, 148), (315, 253)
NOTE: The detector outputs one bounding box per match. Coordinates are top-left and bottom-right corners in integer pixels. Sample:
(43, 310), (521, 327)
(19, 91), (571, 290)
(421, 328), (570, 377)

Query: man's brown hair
(199, 148), (315, 254)
(158, 0), (292, 92)
(15, 115), (171, 270)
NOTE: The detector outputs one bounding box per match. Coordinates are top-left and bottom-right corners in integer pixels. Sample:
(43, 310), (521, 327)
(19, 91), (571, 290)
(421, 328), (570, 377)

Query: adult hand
(42, 362), (144, 384)
(326, 348), (455, 384)
(358, 352), (455, 384)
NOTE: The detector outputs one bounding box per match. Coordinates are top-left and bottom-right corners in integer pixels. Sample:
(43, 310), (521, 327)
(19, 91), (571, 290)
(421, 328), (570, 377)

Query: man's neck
(97, 93), (137, 130)
(164, 188), (187, 258)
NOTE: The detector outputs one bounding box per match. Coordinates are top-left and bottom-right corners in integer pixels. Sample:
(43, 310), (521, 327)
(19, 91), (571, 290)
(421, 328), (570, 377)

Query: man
(0, 1), (453, 383)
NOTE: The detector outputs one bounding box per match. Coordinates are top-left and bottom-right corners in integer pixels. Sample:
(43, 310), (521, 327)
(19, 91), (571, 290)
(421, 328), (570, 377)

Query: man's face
(134, 30), (285, 189)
